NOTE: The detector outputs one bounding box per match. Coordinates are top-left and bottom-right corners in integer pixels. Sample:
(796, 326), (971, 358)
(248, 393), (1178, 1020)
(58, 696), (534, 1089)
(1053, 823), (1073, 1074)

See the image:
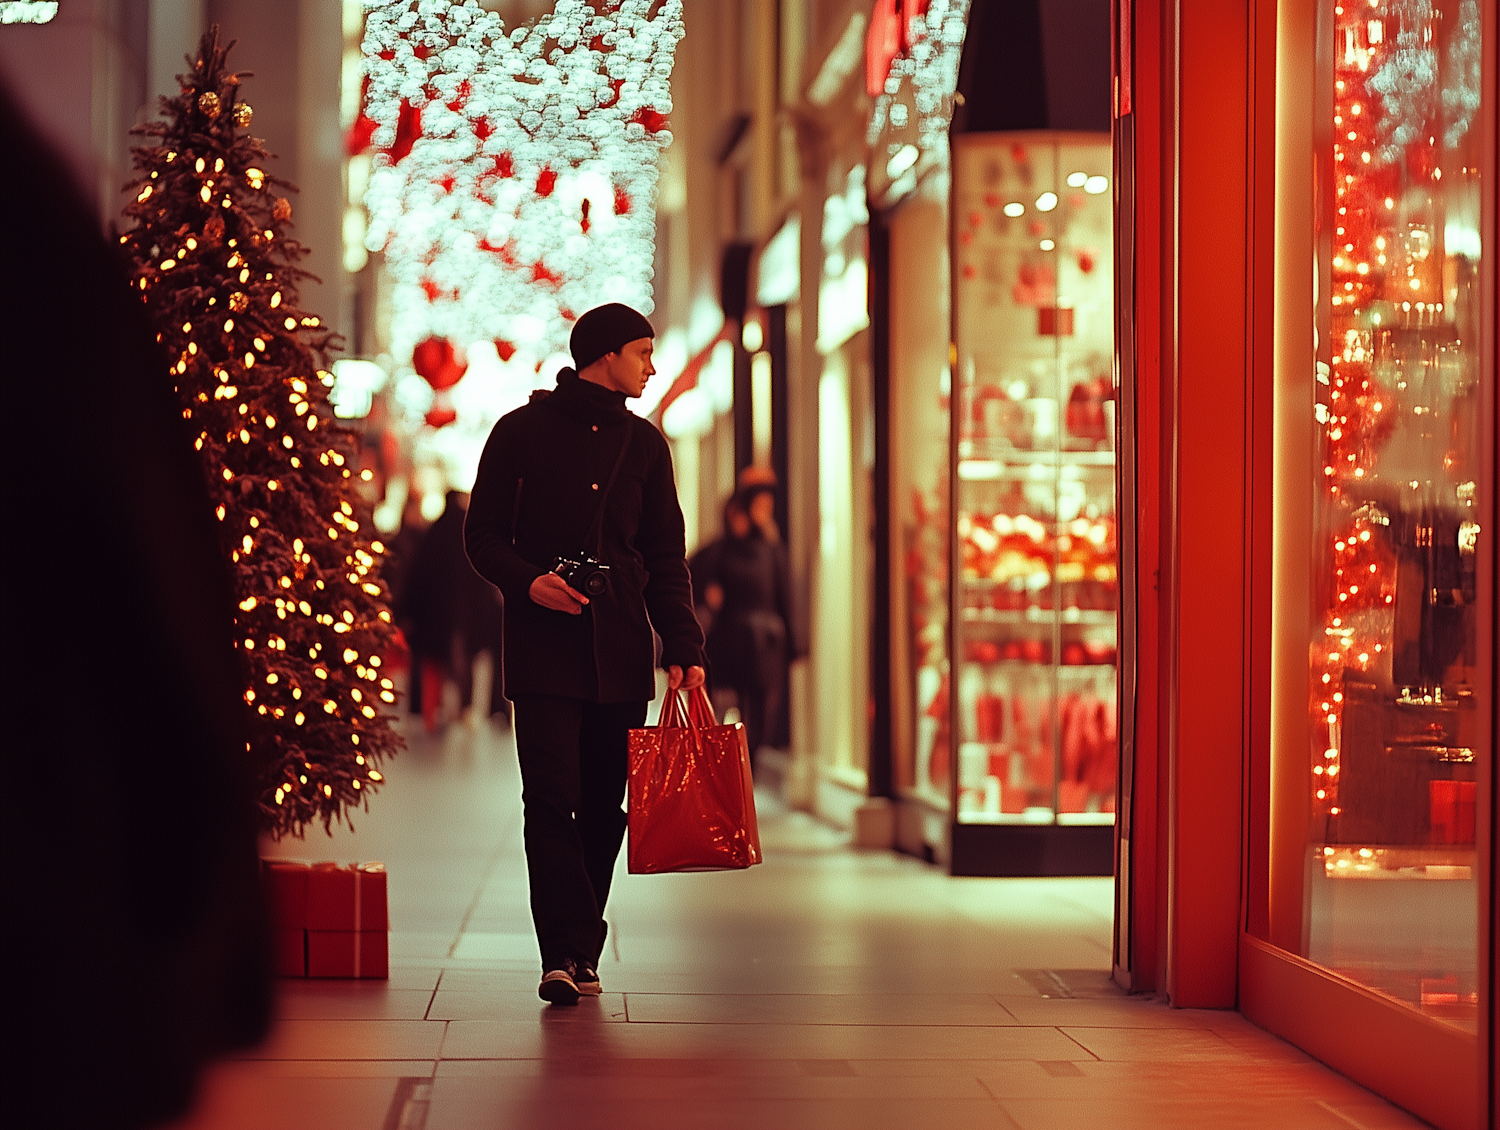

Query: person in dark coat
(2, 85), (271, 1128)
(690, 488), (792, 766)
(395, 489), (507, 729)
(464, 303), (705, 1005)
(395, 491), (466, 730)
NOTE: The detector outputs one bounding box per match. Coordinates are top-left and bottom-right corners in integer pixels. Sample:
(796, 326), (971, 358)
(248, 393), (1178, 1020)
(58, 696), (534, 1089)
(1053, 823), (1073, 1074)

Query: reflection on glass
(951, 133), (1118, 825)
(1305, 0), (1489, 1031)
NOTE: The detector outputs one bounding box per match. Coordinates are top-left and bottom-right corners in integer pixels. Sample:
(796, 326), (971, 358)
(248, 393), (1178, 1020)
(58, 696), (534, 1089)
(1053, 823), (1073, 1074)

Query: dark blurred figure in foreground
(690, 484), (792, 766)
(0, 87), (271, 1128)
(395, 490), (507, 730)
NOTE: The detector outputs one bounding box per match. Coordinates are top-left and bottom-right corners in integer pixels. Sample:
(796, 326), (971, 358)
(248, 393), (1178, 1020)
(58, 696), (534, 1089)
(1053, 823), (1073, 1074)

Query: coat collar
(546, 367), (630, 424)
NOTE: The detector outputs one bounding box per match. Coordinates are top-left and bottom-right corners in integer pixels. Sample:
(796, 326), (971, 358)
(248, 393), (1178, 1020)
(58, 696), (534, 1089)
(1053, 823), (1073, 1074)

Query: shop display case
(1289, 0), (1493, 1032)
(947, 132), (1116, 875)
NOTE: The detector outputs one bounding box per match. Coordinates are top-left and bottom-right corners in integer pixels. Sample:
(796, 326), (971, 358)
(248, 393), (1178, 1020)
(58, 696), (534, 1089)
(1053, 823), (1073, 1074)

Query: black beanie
(570, 303), (655, 371)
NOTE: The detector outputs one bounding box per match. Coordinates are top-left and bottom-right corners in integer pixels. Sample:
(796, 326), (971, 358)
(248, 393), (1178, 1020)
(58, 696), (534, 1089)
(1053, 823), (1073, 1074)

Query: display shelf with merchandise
(948, 132), (1115, 874)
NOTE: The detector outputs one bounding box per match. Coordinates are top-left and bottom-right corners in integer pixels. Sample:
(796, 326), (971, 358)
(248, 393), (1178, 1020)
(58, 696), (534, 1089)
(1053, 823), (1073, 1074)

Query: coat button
(592, 425), (598, 432)
(591, 483), (598, 490)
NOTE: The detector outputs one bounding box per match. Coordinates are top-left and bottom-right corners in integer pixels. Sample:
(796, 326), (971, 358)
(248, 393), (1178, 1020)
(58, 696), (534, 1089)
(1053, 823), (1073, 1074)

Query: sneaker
(575, 964), (602, 996)
(538, 962), (581, 1006)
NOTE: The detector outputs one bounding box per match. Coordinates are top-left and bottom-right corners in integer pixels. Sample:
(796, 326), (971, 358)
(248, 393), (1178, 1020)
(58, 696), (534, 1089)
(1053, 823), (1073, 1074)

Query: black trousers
(510, 695), (647, 970)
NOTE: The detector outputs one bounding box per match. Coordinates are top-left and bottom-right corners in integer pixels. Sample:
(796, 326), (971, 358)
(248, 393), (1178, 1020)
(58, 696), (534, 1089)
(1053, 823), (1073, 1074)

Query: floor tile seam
(224, 1057), (445, 1063)
(608, 1016), (1106, 1027)
(615, 1019), (1045, 1027)
(1053, 1027), (1106, 1062)
(448, 830), (525, 960)
(229, 1055), (443, 1063)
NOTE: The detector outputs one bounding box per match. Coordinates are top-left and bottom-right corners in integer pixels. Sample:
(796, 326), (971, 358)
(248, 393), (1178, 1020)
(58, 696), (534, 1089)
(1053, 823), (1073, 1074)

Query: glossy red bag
(627, 688), (762, 873)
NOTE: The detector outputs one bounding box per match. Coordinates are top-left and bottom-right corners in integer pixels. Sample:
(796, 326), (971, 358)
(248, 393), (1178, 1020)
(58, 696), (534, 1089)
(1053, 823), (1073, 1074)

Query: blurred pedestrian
(690, 484), (791, 765)
(396, 490), (470, 731)
(395, 489), (509, 729)
(465, 303), (705, 1006)
(3, 84), (271, 1129)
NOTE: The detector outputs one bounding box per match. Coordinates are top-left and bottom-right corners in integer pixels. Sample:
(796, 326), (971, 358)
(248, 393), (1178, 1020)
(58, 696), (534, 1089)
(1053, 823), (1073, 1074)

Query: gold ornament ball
(233, 102), (253, 128)
(198, 90), (221, 118)
(229, 291), (249, 313)
(273, 197), (293, 222)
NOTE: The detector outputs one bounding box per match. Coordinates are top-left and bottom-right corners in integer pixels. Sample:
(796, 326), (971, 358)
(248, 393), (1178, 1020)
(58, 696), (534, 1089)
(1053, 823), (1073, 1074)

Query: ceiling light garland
(358, 0), (683, 412)
(864, 0), (971, 156)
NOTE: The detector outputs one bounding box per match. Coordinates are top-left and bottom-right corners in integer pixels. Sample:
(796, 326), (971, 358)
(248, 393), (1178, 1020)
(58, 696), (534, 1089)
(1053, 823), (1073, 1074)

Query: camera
(552, 554), (611, 598)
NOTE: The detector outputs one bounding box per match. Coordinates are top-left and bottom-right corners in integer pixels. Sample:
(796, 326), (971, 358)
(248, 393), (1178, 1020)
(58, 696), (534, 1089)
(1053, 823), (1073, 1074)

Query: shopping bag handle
(657, 686), (717, 731)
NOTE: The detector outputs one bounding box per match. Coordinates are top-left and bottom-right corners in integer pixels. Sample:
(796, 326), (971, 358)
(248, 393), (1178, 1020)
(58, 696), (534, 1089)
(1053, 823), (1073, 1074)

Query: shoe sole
(538, 973), (580, 1006)
(576, 981), (602, 997)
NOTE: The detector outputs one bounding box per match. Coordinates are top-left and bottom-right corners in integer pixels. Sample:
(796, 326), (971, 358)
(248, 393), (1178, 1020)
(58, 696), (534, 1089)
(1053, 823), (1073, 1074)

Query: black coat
(395, 492), (498, 662)
(465, 369), (704, 703)
(690, 530), (791, 693)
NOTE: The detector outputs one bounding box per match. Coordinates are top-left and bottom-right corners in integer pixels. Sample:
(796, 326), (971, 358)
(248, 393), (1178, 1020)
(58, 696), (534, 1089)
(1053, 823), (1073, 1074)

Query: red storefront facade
(1109, 2), (1496, 1126)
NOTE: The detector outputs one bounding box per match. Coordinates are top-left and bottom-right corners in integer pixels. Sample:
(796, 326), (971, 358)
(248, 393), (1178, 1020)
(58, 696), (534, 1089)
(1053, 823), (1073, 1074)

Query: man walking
(465, 303), (706, 1005)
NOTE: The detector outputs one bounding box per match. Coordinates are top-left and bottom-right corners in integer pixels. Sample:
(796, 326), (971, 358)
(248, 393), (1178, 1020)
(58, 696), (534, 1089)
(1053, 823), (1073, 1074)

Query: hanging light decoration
(864, 0), (971, 154)
(361, 0), (684, 387)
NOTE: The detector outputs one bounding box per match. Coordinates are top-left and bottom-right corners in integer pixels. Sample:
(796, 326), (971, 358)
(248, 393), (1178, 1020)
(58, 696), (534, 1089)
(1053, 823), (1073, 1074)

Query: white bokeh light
(360, 0), (684, 479)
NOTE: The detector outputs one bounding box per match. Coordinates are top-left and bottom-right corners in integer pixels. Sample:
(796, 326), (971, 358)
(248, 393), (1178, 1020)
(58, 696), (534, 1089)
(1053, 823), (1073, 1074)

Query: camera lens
(584, 571), (609, 597)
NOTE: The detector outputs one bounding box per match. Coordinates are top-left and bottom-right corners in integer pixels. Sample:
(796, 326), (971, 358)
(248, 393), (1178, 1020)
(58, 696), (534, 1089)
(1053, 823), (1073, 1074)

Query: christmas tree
(120, 28), (402, 836)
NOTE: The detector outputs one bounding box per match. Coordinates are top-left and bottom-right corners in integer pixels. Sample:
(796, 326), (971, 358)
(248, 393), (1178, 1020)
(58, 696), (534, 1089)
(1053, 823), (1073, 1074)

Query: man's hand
(529, 572), (588, 614)
(667, 664), (706, 690)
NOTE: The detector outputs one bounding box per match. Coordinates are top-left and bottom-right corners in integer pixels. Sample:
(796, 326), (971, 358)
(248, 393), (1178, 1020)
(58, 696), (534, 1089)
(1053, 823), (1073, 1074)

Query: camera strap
(586, 425), (633, 556)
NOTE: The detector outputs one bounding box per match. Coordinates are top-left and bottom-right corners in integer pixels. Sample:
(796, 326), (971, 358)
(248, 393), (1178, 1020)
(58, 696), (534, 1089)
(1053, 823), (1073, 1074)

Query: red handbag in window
(627, 687), (762, 874)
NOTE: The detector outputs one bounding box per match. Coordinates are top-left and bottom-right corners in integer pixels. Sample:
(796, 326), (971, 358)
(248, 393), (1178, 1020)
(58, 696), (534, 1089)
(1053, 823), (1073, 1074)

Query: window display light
(121, 29), (402, 836)
(1311, 0), (1484, 831)
(359, 0), (683, 395)
(1301, 0), (1490, 1028)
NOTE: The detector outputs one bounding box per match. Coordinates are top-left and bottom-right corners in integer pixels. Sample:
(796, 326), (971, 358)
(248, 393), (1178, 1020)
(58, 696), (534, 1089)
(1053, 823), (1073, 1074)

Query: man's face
(601, 337), (655, 398)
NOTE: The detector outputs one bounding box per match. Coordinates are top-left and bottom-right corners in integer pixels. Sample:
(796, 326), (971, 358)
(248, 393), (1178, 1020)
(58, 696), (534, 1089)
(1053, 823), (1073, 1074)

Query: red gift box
(271, 928), (307, 978)
(307, 862), (388, 932)
(262, 860), (310, 928)
(1430, 780), (1476, 845)
(261, 860), (311, 976)
(308, 930), (389, 979)
(260, 860), (388, 979)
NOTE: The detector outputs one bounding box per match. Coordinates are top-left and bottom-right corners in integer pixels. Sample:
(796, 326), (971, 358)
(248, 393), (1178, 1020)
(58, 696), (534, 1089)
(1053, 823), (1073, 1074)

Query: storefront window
(950, 132), (1117, 825)
(889, 173), (953, 809)
(1303, 0), (1491, 1030)
(814, 161), (873, 789)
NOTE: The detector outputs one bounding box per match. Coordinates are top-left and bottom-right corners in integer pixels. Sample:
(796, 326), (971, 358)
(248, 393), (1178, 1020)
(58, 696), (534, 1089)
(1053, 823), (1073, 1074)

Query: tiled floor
(170, 715), (1431, 1130)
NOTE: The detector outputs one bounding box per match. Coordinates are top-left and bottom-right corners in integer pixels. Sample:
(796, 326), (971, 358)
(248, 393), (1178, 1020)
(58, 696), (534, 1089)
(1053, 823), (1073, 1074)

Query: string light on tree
(121, 28), (403, 836)
(358, 0), (684, 393)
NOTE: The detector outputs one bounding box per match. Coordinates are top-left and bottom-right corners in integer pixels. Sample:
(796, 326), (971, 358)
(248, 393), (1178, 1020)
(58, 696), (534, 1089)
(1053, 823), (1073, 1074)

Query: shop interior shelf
(959, 605), (1115, 626)
(958, 452), (1115, 479)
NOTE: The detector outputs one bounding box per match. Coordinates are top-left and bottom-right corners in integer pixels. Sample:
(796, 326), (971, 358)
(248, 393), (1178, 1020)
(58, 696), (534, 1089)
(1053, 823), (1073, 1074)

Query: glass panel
(951, 132), (1118, 825)
(1305, 0), (1491, 1031)
(813, 160), (873, 787)
(890, 176), (953, 809)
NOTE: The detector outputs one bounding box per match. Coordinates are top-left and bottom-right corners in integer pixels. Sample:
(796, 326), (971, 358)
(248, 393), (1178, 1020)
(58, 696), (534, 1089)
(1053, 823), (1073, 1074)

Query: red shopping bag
(627, 687), (762, 873)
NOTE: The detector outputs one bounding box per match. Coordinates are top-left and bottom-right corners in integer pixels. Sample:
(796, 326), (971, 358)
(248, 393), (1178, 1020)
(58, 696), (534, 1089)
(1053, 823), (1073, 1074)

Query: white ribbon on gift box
(352, 861), (385, 979)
